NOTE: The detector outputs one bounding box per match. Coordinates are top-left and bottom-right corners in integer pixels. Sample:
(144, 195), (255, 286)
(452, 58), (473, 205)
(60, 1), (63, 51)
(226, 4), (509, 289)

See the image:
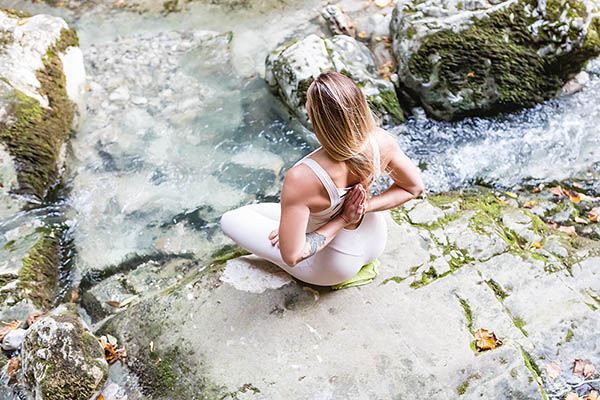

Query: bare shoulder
(281, 163), (321, 201)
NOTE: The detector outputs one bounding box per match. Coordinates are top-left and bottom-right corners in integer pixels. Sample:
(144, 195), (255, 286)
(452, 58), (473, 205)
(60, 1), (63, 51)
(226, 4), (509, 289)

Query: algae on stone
(391, 0), (600, 120)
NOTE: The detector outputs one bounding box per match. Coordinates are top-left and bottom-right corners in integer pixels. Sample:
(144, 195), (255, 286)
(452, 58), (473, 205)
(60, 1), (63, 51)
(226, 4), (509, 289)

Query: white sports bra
(295, 135), (382, 233)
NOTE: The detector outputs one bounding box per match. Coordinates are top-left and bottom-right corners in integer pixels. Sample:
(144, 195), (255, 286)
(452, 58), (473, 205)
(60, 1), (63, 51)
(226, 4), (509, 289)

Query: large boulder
(265, 34), (405, 127)
(390, 0), (600, 120)
(0, 8), (85, 204)
(20, 304), (108, 400)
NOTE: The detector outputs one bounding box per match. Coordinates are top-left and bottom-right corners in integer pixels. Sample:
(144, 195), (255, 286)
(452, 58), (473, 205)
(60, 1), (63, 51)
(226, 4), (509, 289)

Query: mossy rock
(390, 0), (600, 120)
(0, 10), (83, 202)
(265, 34), (404, 128)
(20, 303), (108, 400)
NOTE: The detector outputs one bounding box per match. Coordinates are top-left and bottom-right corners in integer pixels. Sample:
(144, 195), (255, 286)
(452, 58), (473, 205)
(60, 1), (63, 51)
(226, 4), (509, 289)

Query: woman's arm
(366, 133), (424, 213)
(274, 167), (366, 267)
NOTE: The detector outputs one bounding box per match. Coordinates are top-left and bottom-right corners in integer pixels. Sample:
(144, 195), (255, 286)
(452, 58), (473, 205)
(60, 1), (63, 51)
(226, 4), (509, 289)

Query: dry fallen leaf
(100, 338), (127, 365)
(558, 226), (577, 236)
(585, 391), (599, 400)
(7, 357), (20, 376)
(549, 186), (567, 196)
(569, 191), (582, 203)
(474, 328), (503, 351)
(531, 242), (543, 249)
(547, 220), (558, 229)
(97, 394), (105, 400)
(567, 393), (582, 400)
(575, 217), (589, 225)
(16, 18), (29, 26)
(589, 207), (599, 222)
(584, 363), (596, 378)
(357, 31), (367, 38)
(106, 301), (121, 308)
(545, 360), (561, 380)
(71, 290), (79, 302)
(466, 72), (475, 78)
(0, 320), (21, 342)
(574, 359), (596, 378)
(26, 312), (43, 327)
(505, 191), (518, 199)
(495, 196), (505, 203)
(533, 183), (545, 193)
(523, 201), (537, 208)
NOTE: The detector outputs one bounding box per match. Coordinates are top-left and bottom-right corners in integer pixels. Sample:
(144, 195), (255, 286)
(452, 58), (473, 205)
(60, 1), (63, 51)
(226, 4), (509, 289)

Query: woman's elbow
(281, 250), (301, 268)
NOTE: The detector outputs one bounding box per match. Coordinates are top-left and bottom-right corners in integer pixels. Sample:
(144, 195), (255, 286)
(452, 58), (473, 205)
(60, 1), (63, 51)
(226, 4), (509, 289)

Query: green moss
(380, 276), (406, 285)
(0, 7), (32, 18)
(409, 266), (438, 288)
(297, 77), (315, 107)
(455, 294), (474, 336)
(3, 239), (16, 251)
(521, 347), (548, 400)
(367, 91), (405, 123)
(162, 0), (180, 14)
(34, 304), (107, 400)
(0, 28), (77, 200)
(513, 315), (528, 337)
(406, 27), (417, 39)
(17, 229), (60, 310)
(457, 379), (469, 395)
(407, 1), (600, 119)
(510, 368), (518, 378)
(565, 328), (574, 342)
(485, 279), (509, 300)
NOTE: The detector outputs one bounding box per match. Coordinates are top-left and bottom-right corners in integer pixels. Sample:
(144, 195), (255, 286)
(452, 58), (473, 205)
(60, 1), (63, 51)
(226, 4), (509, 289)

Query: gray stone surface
(88, 192), (599, 399)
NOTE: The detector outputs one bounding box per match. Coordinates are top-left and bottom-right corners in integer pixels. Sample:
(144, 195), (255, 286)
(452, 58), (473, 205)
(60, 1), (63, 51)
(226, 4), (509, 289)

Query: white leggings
(220, 203), (388, 286)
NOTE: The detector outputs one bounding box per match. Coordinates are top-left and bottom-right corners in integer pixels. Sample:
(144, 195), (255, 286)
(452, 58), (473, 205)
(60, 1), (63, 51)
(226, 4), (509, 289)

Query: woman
(220, 71), (423, 286)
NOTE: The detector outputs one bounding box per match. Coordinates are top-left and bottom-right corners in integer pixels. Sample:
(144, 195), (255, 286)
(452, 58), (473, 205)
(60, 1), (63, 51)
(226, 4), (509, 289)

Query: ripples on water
(1, 0), (599, 274)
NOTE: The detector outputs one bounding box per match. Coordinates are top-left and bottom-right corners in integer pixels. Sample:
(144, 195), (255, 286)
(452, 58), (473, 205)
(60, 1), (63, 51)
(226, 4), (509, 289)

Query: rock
(561, 71), (590, 96)
(321, 5), (355, 36)
(390, 0), (600, 120)
(20, 304), (108, 400)
(109, 86), (130, 102)
(1, 328), (25, 351)
(265, 34), (404, 127)
(220, 255), (293, 293)
(0, 9), (85, 201)
(407, 200), (444, 225)
(501, 209), (542, 243)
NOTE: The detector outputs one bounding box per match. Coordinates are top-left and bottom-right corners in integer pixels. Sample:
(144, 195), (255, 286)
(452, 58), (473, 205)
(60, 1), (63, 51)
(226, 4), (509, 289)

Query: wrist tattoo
(303, 232), (326, 259)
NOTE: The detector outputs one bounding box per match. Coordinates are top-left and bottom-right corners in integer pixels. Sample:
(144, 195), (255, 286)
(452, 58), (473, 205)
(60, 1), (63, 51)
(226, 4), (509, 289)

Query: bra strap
(296, 158), (339, 206)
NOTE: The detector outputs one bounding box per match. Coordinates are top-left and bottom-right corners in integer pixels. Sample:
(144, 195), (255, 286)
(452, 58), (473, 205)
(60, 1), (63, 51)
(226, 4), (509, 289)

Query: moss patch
(0, 7), (32, 18)
(0, 28), (77, 200)
(407, 1), (600, 119)
(17, 228), (60, 310)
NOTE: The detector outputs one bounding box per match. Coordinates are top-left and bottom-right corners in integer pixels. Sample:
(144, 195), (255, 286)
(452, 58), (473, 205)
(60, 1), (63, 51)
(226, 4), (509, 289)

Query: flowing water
(2, 0), (600, 278)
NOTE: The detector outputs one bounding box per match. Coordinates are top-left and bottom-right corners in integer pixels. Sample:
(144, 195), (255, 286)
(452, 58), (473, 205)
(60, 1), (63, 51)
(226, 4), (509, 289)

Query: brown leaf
(585, 391), (599, 400)
(549, 186), (567, 196)
(26, 313), (43, 327)
(589, 207), (600, 222)
(568, 191), (582, 203)
(7, 357), (20, 376)
(0, 320), (21, 341)
(474, 328), (503, 351)
(547, 220), (558, 229)
(532, 183), (545, 193)
(567, 393), (582, 400)
(558, 226), (577, 236)
(573, 182), (584, 189)
(71, 290), (79, 302)
(4, 320), (21, 330)
(97, 395), (105, 400)
(546, 360), (561, 380)
(106, 301), (121, 308)
(574, 359), (595, 378)
(531, 242), (543, 249)
(584, 363), (596, 378)
(523, 201), (537, 208)
(575, 217), (589, 225)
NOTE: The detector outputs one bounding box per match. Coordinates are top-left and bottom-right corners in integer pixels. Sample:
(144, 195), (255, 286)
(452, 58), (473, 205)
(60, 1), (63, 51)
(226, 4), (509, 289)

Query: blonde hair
(305, 71), (378, 187)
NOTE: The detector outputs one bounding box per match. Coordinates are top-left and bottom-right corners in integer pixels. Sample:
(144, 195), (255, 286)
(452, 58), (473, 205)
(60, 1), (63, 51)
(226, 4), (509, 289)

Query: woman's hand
(341, 184), (367, 225)
(269, 228), (279, 247)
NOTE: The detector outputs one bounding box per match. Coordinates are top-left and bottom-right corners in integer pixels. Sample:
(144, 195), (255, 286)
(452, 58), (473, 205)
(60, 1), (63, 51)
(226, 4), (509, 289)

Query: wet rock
(0, 9), (85, 203)
(265, 34), (404, 127)
(220, 256), (293, 293)
(390, 0), (600, 120)
(501, 209), (542, 243)
(1, 328), (25, 351)
(562, 71), (590, 96)
(20, 304), (108, 400)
